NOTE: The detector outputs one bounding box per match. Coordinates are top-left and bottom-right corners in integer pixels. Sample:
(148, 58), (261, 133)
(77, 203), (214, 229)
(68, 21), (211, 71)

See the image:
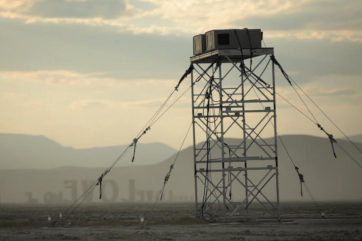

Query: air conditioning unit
(205, 29), (262, 52)
(193, 34), (206, 55)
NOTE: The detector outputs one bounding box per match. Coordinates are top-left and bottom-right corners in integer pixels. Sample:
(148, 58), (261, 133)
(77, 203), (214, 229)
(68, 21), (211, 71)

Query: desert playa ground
(0, 203), (361, 241)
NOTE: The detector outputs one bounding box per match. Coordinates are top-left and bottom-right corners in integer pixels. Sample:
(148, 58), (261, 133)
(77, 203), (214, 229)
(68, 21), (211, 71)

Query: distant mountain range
(0, 133), (176, 169)
(348, 134), (362, 143)
(1, 133), (360, 169)
(0, 134), (361, 203)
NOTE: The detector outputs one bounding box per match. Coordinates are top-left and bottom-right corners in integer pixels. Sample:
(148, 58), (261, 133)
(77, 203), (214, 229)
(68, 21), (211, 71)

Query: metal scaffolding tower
(190, 47), (280, 219)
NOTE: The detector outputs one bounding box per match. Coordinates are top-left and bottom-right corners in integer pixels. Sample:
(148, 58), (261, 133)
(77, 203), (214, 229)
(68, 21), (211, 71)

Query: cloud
(0, 0), (129, 19)
(0, 70), (178, 88)
(147, 0), (302, 26)
(275, 73), (362, 112)
(309, 88), (358, 97)
(0, 0), (32, 11)
(0, 0), (135, 26)
(70, 99), (112, 110)
(265, 30), (362, 43)
(28, 0), (126, 19)
(240, 0), (362, 42)
(70, 97), (170, 110)
(133, 0), (307, 35)
(241, 0), (362, 31)
(0, 0), (361, 42)
(130, 0), (156, 11)
(303, 74), (362, 100)
(0, 70), (125, 86)
(0, 18), (192, 81)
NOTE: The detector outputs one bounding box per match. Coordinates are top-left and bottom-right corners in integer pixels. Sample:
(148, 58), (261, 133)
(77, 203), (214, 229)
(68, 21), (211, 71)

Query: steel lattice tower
(190, 47), (280, 219)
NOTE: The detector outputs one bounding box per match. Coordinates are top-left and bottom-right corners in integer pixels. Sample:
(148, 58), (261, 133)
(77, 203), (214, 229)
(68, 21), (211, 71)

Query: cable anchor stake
(159, 163), (174, 200)
(294, 166), (305, 196)
(96, 169), (110, 199)
(317, 123), (337, 158)
(131, 126), (151, 163)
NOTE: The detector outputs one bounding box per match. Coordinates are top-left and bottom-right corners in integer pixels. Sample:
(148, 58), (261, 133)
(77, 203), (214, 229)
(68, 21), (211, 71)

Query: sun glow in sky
(0, 0), (361, 148)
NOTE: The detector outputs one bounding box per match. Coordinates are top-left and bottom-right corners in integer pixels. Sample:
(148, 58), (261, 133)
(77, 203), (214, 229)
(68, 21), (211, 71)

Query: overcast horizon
(1, 0), (361, 149)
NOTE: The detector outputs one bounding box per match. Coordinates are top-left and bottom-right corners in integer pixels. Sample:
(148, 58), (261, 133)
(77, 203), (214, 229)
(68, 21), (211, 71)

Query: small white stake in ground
(140, 215), (145, 225)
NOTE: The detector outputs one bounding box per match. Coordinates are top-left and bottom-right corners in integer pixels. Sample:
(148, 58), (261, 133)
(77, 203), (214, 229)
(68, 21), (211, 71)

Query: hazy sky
(0, 0), (361, 149)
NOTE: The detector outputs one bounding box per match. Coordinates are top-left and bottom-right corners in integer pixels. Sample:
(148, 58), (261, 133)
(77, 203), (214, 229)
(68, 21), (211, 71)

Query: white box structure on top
(205, 29), (262, 52)
(193, 34), (206, 55)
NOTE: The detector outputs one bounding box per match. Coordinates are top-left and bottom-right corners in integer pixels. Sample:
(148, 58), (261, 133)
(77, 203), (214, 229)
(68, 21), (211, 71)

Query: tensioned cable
(264, 40), (354, 156)
(101, 120), (194, 224)
(290, 84), (318, 124)
(278, 136), (305, 196)
(267, 46), (360, 159)
(130, 64), (216, 163)
(56, 61), (218, 225)
(159, 121), (193, 201)
(140, 63), (216, 221)
(250, 67), (322, 212)
(198, 62), (222, 215)
(271, 55), (361, 165)
(53, 64), (197, 226)
(290, 78), (362, 154)
(271, 55), (339, 157)
(251, 49), (358, 212)
(135, 65), (193, 139)
(136, 90), (176, 138)
(202, 75), (214, 214)
(60, 182), (98, 223)
(249, 59), (355, 212)
(100, 121), (193, 224)
(278, 136), (324, 214)
(278, 137), (297, 168)
(248, 66), (308, 197)
(335, 142), (362, 169)
(245, 60), (336, 159)
(133, 121), (193, 226)
(270, 70), (362, 171)
(270, 56), (318, 124)
(275, 92), (316, 125)
(249, 71), (306, 197)
(149, 85), (191, 127)
(54, 146), (132, 225)
(303, 182), (323, 215)
(150, 62), (217, 127)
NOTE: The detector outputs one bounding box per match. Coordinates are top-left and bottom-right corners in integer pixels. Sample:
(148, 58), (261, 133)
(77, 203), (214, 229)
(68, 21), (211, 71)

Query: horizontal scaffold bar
(196, 156), (275, 163)
(197, 166), (276, 173)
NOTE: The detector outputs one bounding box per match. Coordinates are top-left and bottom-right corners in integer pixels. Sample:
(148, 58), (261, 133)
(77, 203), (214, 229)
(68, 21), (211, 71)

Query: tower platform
(190, 48), (274, 63)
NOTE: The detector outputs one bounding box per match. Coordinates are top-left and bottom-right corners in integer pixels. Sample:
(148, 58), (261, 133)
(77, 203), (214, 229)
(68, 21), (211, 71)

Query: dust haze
(0, 134), (361, 204)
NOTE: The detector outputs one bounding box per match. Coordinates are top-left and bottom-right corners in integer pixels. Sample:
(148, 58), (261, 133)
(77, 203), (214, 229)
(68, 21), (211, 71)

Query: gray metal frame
(190, 48), (279, 219)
